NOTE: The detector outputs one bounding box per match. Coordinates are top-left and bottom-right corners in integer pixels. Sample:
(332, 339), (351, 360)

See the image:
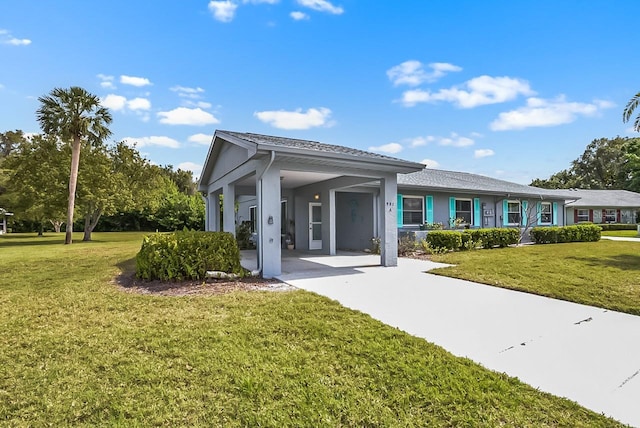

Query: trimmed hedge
(530, 224), (602, 244)
(465, 228), (520, 249)
(425, 228), (520, 251)
(599, 223), (638, 231)
(136, 231), (244, 281)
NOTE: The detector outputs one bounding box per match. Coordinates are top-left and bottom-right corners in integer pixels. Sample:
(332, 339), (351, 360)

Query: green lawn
(0, 233), (623, 426)
(431, 240), (640, 315)
(602, 230), (640, 238)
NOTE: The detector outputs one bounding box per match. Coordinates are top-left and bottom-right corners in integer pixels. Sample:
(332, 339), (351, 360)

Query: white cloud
(243, 0), (279, 3)
(171, 85), (205, 98)
(127, 97), (151, 111)
(474, 149), (495, 158)
(97, 74), (115, 89)
(177, 161), (203, 179)
(0, 29), (31, 46)
(0, 83), (4, 90)
(290, 11), (310, 20)
(407, 136), (435, 147)
(401, 75), (534, 108)
(490, 95), (613, 131)
(297, 0), (343, 14)
(208, 1), (238, 22)
(437, 132), (474, 147)
(123, 136), (181, 149)
(254, 107), (332, 130)
(420, 159), (440, 168)
(188, 133), (213, 145)
(101, 94), (127, 111)
(120, 75), (152, 87)
(368, 142), (403, 154)
(387, 61), (461, 86)
(158, 107), (220, 126)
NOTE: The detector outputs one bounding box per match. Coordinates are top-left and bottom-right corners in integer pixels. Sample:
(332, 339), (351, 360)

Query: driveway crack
(618, 369), (640, 389)
(574, 316), (593, 325)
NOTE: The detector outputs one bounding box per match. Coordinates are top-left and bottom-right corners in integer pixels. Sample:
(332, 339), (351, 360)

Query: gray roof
(219, 130), (420, 165)
(399, 168), (577, 199)
(564, 189), (640, 207)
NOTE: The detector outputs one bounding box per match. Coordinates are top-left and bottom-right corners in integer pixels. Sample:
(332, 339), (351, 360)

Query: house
(0, 208), (12, 234)
(397, 169), (573, 231)
(199, 130), (579, 278)
(564, 189), (640, 224)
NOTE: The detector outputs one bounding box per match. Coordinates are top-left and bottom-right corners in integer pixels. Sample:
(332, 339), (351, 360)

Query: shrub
(599, 223), (637, 231)
(136, 230), (244, 281)
(426, 231), (463, 250)
(464, 228), (519, 249)
(398, 235), (418, 256)
(236, 221), (254, 250)
(530, 224), (601, 244)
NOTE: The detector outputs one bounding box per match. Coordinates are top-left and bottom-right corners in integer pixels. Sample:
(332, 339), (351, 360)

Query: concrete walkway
(602, 235), (640, 242)
(263, 252), (640, 427)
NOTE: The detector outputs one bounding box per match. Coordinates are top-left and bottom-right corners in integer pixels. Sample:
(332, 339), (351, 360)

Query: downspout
(256, 151), (276, 275)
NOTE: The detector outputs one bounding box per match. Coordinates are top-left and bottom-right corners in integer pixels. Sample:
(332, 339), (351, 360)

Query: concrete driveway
(267, 252), (640, 427)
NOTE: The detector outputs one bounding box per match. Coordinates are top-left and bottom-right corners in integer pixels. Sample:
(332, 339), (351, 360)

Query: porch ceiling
(234, 170), (342, 190)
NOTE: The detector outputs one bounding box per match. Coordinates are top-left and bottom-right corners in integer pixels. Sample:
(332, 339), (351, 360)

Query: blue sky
(1, 1), (638, 183)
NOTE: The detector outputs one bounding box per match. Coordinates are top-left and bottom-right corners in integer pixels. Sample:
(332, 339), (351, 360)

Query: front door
(309, 202), (322, 250)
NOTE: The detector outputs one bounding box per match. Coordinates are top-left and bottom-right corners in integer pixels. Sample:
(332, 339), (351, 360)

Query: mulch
(114, 271), (293, 297)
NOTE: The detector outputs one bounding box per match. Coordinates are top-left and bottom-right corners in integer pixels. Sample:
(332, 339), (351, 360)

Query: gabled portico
(198, 131), (423, 278)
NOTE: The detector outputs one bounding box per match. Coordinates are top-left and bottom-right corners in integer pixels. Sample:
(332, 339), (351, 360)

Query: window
(605, 209), (617, 223)
(455, 199), (472, 224)
(507, 201), (521, 225)
(540, 202), (552, 224)
(576, 209), (589, 222)
(402, 196), (424, 226)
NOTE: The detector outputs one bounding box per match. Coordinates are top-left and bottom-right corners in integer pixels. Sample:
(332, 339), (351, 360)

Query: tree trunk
(65, 136), (82, 244)
(49, 219), (63, 233)
(38, 221), (44, 237)
(83, 207), (103, 241)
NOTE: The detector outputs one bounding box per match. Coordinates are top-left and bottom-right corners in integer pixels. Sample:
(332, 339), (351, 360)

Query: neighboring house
(397, 169), (573, 231)
(199, 130), (579, 278)
(564, 189), (640, 224)
(0, 208), (13, 234)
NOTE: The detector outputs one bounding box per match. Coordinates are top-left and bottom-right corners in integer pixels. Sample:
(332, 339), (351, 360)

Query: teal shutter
(552, 202), (558, 225)
(425, 195), (434, 224)
(536, 202), (542, 225)
(449, 197), (456, 227)
(502, 199), (509, 226)
(397, 193), (403, 227)
(473, 198), (481, 228)
(522, 201), (528, 226)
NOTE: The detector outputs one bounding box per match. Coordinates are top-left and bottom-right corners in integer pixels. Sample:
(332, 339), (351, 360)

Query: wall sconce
(268, 215), (273, 225)
(314, 193), (320, 200)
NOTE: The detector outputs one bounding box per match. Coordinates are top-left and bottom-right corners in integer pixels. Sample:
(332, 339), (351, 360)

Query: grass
(602, 230), (640, 238)
(0, 232), (623, 426)
(430, 240), (640, 315)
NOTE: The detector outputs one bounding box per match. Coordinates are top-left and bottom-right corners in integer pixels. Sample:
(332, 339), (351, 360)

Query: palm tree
(623, 92), (640, 132)
(36, 87), (112, 244)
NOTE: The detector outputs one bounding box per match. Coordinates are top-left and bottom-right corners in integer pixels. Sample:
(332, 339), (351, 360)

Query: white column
(379, 174), (398, 267)
(207, 192), (220, 231)
(258, 166), (282, 278)
(329, 189), (336, 256)
(223, 183), (236, 236)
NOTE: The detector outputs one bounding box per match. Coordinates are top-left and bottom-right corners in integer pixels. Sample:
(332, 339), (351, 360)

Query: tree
(530, 169), (579, 189)
(0, 130), (25, 158)
(623, 92), (640, 132)
(0, 134), (67, 234)
(36, 87), (112, 244)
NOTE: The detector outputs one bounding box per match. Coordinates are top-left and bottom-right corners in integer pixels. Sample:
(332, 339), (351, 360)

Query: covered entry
(198, 131), (423, 278)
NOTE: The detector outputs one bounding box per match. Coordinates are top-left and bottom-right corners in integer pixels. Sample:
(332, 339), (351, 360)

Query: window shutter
(552, 202), (558, 225)
(589, 209), (593, 222)
(522, 200), (528, 226)
(397, 194), (403, 228)
(573, 209), (578, 224)
(425, 195), (434, 224)
(449, 197), (456, 227)
(473, 198), (481, 227)
(503, 200), (509, 226)
(536, 202), (542, 225)
(602, 209), (606, 224)
(617, 209), (621, 223)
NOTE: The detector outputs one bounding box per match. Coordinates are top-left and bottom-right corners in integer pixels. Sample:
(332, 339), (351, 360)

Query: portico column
(223, 183), (236, 236)
(208, 191), (220, 231)
(258, 165), (282, 278)
(378, 173), (398, 267)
